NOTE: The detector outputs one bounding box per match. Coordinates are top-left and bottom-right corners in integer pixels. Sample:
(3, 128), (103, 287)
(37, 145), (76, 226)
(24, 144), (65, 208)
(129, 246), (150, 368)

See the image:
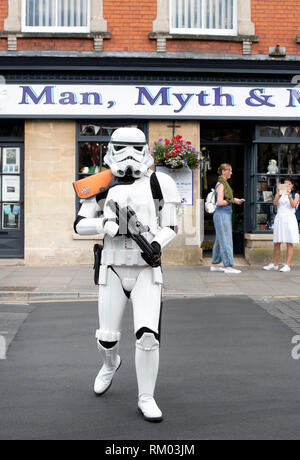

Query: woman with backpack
(210, 163), (244, 274)
(263, 178), (299, 272)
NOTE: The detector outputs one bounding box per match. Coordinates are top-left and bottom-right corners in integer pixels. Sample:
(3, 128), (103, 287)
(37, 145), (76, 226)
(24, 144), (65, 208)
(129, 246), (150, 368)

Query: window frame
(21, 0), (91, 33)
(250, 125), (300, 234)
(169, 0), (238, 36)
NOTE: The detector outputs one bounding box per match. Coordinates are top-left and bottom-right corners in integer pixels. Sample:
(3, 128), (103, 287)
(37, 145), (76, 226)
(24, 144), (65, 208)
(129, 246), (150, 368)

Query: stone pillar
(152, 0), (169, 33)
(90, 0), (107, 32)
(4, 0), (21, 32)
(238, 0), (255, 35)
(149, 120), (202, 266)
(24, 120), (95, 265)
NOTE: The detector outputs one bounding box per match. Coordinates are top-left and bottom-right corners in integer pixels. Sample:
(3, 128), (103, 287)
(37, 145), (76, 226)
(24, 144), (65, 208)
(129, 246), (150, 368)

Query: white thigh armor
(96, 265), (162, 341)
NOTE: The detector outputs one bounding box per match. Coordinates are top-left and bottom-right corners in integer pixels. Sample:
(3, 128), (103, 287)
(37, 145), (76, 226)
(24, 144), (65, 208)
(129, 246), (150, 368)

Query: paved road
(1, 297), (300, 440)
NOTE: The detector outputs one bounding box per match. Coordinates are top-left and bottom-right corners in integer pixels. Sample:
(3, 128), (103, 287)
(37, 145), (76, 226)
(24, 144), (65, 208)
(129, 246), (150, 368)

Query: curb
(0, 291), (98, 301)
(1, 291), (300, 302)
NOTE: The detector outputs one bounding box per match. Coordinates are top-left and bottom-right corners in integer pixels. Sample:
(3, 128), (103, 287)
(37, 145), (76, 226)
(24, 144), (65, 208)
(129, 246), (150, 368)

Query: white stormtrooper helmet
(104, 127), (154, 178)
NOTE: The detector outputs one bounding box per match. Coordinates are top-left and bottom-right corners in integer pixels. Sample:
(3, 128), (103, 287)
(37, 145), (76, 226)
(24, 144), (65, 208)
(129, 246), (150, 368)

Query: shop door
(0, 144), (24, 258)
(202, 144), (246, 255)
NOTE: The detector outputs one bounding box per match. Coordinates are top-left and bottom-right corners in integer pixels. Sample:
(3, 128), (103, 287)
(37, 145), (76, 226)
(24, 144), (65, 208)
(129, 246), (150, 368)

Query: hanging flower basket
(152, 135), (200, 170)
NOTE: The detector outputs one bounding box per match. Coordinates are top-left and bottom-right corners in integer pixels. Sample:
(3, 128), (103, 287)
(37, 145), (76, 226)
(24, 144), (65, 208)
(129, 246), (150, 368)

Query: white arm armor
(152, 172), (181, 249)
(75, 197), (104, 235)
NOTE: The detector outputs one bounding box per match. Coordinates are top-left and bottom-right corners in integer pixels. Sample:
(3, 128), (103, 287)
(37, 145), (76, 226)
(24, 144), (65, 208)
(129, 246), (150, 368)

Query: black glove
(141, 241), (162, 267)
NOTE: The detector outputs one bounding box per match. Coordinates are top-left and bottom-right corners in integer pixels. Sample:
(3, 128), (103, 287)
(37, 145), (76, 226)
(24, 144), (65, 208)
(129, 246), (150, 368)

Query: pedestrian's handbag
(205, 188), (217, 214)
(93, 243), (103, 285)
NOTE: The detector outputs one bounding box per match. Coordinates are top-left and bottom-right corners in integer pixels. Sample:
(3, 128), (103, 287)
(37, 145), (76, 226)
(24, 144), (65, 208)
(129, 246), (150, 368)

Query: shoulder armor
(155, 171), (181, 204)
(73, 169), (114, 199)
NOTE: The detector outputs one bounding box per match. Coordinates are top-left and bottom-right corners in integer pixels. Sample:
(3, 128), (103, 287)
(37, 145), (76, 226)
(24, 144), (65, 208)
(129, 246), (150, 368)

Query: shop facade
(0, 56), (299, 265)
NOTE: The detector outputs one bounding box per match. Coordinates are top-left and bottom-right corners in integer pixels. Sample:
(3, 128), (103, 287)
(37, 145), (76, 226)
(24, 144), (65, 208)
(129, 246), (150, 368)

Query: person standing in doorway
(210, 163), (244, 274)
(263, 178), (299, 272)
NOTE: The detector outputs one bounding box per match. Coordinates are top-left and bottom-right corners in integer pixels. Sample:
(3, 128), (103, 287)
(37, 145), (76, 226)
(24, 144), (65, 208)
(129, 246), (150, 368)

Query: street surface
(1, 296), (300, 440)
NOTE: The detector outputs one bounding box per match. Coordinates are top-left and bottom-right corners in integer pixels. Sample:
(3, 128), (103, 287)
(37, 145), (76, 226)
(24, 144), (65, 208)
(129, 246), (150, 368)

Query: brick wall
(166, 40), (241, 54)
(252, 0), (300, 55)
(103, 0), (157, 52)
(0, 0), (300, 55)
(166, 0), (300, 55)
(0, 0), (8, 31)
(17, 38), (93, 51)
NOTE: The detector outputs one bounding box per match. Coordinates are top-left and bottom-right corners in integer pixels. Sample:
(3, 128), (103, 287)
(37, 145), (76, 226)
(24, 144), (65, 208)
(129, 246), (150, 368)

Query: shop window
(170, 0), (237, 36)
(76, 121), (147, 179)
(22, 0), (90, 32)
(258, 125), (300, 138)
(0, 148), (22, 230)
(75, 121), (147, 216)
(200, 124), (246, 142)
(252, 126), (300, 233)
(0, 120), (24, 138)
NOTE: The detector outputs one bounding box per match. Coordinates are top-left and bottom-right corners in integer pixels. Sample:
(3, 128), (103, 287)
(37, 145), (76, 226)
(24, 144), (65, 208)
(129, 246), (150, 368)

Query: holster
(93, 243), (103, 285)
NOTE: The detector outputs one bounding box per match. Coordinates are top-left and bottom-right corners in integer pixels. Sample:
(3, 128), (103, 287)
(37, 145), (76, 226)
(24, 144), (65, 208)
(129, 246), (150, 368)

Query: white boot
(94, 341), (121, 395)
(135, 333), (163, 422)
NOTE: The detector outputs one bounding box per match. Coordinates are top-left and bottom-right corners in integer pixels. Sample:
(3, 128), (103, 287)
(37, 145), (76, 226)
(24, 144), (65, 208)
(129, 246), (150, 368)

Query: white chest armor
(101, 175), (158, 266)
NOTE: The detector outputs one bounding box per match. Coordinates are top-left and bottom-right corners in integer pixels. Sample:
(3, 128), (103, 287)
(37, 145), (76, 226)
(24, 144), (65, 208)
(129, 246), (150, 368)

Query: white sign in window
(156, 165), (194, 205)
(2, 176), (20, 202)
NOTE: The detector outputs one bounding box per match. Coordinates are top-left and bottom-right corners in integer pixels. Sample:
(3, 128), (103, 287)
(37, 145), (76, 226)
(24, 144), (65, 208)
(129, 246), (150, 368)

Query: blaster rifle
(106, 200), (161, 267)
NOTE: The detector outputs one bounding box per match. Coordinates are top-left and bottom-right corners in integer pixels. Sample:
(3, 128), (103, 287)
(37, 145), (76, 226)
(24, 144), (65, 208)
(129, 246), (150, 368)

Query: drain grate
(0, 287), (36, 291)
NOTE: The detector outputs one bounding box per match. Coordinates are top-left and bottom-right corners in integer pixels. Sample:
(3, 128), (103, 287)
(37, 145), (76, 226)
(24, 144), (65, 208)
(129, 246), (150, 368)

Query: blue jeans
(212, 210), (234, 268)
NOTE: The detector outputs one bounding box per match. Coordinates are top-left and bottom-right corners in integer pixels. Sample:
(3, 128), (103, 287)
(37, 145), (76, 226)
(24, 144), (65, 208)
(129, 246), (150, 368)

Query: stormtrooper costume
(74, 128), (180, 422)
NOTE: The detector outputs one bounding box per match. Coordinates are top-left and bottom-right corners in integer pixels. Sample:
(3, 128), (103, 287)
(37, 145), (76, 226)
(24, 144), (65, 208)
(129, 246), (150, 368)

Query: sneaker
(224, 268), (241, 274)
(210, 266), (225, 272)
(263, 263), (279, 271)
(280, 265), (291, 272)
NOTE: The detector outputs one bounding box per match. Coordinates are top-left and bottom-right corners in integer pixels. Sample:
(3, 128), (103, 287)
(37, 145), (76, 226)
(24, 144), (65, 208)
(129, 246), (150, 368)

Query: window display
(2, 203), (20, 229)
(255, 133), (300, 233)
(2, 147), (20, 174)
(78, 142), (103, 176)
(0, 146), (22, 233)
(2, 176), (20, 202)
(256, 177), (277, 230)
(259, 125), (300, 138)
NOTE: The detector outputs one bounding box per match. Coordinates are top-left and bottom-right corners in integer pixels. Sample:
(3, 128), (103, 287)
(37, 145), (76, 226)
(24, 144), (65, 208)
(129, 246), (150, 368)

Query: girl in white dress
(263, 178), (299, 272)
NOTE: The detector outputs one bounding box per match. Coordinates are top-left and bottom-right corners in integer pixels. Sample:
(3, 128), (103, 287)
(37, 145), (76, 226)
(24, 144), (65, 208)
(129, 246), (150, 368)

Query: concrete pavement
(1, 263), (300, 360)
(0, 264), (299, 301)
